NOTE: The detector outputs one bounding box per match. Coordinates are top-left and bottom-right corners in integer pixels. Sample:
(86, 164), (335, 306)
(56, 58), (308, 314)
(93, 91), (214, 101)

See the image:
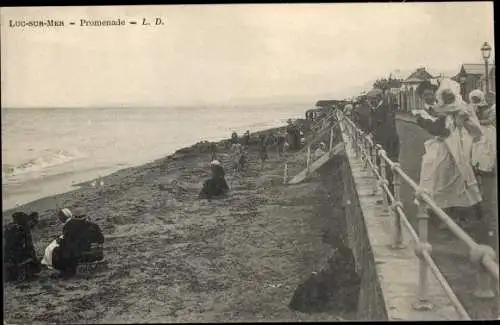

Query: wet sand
(3, 126), (352, 323)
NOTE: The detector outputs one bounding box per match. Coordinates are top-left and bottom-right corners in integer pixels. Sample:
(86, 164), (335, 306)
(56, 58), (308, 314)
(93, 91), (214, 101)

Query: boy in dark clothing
(199, 160), (229, 200)
(3, 212), (41, 282)
(53, 208), (105, 277)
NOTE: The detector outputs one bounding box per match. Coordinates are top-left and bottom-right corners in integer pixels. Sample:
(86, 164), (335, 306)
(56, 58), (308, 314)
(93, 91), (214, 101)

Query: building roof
(403, 67), (434, 83)
(461, 63), (495, 75)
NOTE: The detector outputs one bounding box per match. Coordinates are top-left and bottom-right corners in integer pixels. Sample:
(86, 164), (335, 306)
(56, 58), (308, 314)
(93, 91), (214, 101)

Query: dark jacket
(4, 222), (37, 265)
(416, 115), (450, 137)
(369, 100), (400, 160)
(199, 165), (229, 199)
(353, 103), (371, 133)
(3, 213), (41, 281)
(59, 217), (104, 261)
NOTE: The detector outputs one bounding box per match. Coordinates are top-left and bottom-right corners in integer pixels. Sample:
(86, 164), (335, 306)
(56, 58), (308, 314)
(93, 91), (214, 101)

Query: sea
(2, 104), (308, 211)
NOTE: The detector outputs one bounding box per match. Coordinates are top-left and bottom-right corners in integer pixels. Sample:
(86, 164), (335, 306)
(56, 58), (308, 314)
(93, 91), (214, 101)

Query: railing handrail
(359, 144), (471, 319)
(282, 111), (337, 164)
(337, 112), (474, 318)
(341, 114), (499, 281)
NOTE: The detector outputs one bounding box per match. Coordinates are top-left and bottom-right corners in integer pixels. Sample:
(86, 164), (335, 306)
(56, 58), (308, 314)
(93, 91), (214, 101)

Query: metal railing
(282, 111), (338, 184)
(338, 111), (499, 319)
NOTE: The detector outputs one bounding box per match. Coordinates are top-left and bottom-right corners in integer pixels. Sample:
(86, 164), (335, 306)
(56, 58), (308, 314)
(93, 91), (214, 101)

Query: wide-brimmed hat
(469, 89), (487, 106)
(72, 207), (86, 218)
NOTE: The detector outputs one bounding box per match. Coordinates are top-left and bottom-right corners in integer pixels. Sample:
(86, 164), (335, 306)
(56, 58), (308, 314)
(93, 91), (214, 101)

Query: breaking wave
(2, 148), (86, 177)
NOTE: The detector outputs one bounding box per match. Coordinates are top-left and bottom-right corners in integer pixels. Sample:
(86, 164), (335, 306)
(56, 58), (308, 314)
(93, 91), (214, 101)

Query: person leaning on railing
(412, 79), (488, 244)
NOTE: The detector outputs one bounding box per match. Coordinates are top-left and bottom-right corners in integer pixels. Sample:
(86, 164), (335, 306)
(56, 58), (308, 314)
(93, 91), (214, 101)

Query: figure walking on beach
(259, 134), (269, 171)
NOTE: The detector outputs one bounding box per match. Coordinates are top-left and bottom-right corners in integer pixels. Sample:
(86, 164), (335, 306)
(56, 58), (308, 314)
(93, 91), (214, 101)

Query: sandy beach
(3, 125), (353, 323)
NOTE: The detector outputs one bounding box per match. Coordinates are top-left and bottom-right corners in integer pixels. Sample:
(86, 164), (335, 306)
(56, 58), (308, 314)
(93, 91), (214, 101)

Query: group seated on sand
(3, 207), (105, 282)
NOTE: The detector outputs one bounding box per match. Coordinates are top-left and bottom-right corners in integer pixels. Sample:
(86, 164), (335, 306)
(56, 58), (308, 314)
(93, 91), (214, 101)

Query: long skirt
(419, 135), (481, 209)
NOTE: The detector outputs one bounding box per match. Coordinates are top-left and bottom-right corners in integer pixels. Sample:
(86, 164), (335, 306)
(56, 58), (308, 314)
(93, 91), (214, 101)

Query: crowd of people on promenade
(344, 78), (497, 255)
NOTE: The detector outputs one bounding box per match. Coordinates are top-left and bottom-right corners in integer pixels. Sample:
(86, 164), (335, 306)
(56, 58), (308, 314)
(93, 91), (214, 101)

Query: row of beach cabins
(326, 62), (496, 112)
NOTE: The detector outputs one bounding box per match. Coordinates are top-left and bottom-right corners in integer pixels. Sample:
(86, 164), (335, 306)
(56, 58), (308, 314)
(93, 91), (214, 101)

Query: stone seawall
(330, 120), (463, 321)
(340, 154), (388, 320)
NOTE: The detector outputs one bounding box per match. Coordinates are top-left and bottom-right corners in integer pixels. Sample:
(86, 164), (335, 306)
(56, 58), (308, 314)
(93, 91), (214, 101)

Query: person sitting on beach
(45, 208), (105, 278)
(3, 211), (42, 282)
(199, 160), (229, 200)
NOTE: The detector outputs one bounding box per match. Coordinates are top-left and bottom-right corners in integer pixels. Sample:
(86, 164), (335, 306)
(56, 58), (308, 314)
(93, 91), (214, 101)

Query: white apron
(41, 239), (60, 269)
(419, 125), (482, 209)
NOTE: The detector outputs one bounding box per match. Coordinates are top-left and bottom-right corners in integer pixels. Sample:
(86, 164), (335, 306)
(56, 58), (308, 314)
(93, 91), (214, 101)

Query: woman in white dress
(412, 78), (484, 237)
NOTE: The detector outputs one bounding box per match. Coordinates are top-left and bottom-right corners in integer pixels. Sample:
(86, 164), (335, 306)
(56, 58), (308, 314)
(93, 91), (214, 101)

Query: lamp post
(481, 41), (492, 95)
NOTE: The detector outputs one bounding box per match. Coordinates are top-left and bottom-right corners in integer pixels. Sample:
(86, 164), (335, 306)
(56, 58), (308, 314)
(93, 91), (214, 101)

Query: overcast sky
(0, 3), (495, 108)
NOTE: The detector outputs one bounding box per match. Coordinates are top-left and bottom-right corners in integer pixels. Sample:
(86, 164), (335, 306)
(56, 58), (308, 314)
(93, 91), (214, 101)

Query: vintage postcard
(1, 3), (497, 323)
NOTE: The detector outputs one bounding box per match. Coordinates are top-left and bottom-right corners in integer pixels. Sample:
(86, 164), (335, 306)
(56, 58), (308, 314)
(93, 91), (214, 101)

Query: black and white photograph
(1, 2), (497, 322)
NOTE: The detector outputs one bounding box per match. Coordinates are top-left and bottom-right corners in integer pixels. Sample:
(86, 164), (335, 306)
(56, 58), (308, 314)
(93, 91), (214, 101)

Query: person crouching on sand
(3, 211), (42, 282)
(199, 160), (229, 200)
(42, 208), (104, 278)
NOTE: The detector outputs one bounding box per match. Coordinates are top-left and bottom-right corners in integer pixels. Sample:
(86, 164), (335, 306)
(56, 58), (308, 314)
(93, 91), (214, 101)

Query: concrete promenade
(339, 120), (462, 320)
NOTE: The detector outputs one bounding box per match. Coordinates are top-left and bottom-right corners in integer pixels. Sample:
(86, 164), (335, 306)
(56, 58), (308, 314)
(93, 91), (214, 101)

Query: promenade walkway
(394, 114), (498, 319)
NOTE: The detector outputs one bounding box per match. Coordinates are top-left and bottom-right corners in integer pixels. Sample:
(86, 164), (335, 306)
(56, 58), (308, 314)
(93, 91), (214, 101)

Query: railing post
(371, 142), (379, 196)
(470, 244), (496, 299)
(391, 163), (405, 249)
(413, 197), (434, 311)
(378, 148), (390, 211)
(361, 133), (369, 171)
(283, 163), (288, 185)
(352, 126), (359, 158)
(329, 126), (334, 152)
(306, 145), (311, 176)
